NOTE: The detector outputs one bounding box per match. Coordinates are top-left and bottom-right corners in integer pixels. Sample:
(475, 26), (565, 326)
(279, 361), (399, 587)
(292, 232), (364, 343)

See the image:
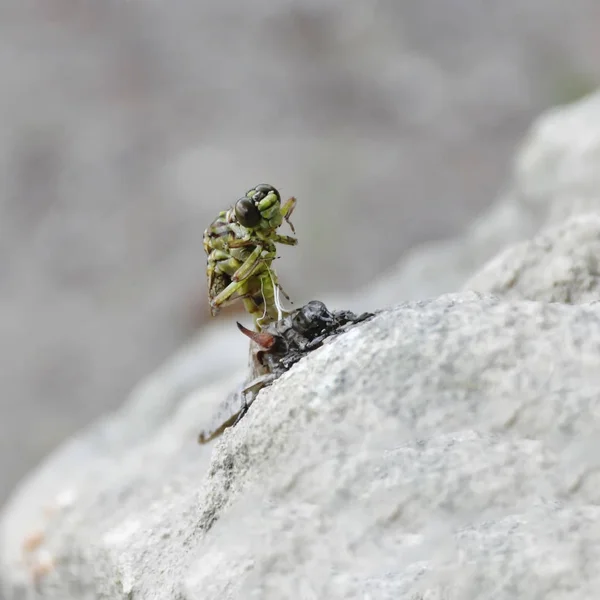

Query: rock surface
(4, 293), (600, 598)
(464, 213), (600, 303)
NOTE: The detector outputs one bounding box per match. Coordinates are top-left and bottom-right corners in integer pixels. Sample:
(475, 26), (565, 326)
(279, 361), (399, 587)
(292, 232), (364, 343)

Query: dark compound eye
(234, 197), (261, 228)
(252, 184), (280, 202)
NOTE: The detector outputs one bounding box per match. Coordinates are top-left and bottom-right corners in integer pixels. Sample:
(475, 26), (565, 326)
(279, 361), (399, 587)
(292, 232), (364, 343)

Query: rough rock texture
(0, 324), (248, 599)
(4, 293), (600, 598)
(464, 213), (600, 303)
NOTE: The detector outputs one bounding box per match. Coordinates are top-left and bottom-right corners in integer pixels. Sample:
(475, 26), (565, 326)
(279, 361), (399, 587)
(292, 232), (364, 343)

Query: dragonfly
(203, 184), (297, 330)
(198, 301), (374, 444)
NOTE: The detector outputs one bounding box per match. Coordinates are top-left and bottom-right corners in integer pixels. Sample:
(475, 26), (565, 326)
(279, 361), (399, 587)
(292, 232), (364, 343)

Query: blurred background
(1, 0), (600, 507)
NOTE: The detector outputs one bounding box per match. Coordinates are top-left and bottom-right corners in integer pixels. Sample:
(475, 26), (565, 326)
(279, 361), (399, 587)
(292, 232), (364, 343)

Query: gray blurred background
(1, 0), (600, 507)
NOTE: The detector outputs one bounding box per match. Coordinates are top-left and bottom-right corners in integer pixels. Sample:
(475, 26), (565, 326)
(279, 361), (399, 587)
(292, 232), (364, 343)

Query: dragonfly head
(234, 184), (282, 231)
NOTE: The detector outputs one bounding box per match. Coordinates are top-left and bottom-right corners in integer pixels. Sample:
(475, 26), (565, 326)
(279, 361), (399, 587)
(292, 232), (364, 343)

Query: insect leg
(227, 237), (255, 249)
(243, 296), (266, 327)
(276, 284), (292, 303)
(198, 410), (242, 444)
(232, 394), (251, 427)
(280, 197), (297, 233)
(233, 372), (278, 426)
(271, 234), (298, 246)
(210, 265), (272, 325)
(210, 277), (253, 312)
(208, 249), (244, 276)
(231, 245), (268, 282)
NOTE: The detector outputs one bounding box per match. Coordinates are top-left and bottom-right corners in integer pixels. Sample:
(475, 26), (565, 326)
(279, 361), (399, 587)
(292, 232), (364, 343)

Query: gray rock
(5, 293), (600, 598)
(6, 11), (600, 599)
(356, 91), (600, 311)
(463, 213), (600, 303)
(514, 92), (600, 227)
(351, 196), (539, 310)
(4, 0), (600, 506)
(0, 324), (246, 599)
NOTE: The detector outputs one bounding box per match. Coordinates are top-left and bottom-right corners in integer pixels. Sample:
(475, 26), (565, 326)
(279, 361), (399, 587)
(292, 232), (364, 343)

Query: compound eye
(252, 184), (280, 202)
(235, 197), (261, 228)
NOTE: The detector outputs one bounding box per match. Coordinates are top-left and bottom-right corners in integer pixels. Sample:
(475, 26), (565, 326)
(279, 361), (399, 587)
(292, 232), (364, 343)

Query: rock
(12, 0), (600, 508)
(351, 196), (539, 309)
(463, 213), (600, 303)
(8, 85), (600, 600)
(0, 323), (247, 599)
(515, 91), (600, 227)
(355, 91), (600, 311)
(5, 293), (600, 598)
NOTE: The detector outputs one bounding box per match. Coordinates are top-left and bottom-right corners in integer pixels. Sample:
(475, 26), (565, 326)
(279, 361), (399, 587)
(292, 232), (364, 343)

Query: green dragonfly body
(203, 184), (297, 330)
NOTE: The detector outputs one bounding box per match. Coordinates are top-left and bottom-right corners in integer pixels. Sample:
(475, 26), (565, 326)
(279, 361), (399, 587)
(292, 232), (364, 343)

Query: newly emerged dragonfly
(198, 301), (374, 444)
(203, 184), (297, 330)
